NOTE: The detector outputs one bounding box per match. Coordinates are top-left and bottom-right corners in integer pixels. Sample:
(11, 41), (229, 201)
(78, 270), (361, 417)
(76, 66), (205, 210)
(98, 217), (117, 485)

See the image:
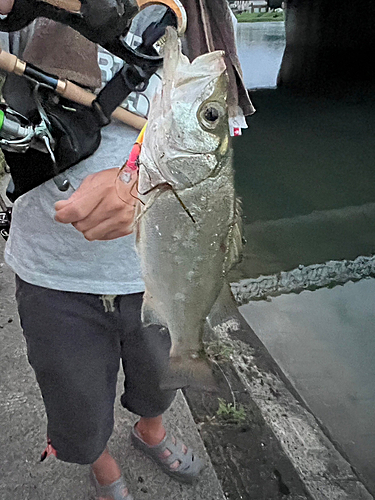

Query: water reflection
(234, 22), (375, 495)
(232, 87), (375, 280)
(236, 22), (286, 89)
(239, 278), (375, 494)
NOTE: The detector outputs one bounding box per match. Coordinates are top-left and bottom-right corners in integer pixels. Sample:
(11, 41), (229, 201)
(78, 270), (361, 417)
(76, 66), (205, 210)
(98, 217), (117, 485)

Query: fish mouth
(161, 27), (227, 118)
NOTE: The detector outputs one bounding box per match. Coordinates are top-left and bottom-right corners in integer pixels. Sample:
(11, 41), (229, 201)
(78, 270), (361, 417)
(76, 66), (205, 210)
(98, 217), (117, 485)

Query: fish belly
(137, 157), (235, 359)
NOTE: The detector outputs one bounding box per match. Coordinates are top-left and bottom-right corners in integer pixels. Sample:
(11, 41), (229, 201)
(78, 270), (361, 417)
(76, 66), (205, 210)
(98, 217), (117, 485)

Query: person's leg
(91, 449), (132, 500)
(118, 293), (175, 419)
(15, 277), (130, 496)
(134, 415), (165, 445)
(133, 415), (186, 471)
(118, 293), (203, 482)
(92, 449), (122, 486)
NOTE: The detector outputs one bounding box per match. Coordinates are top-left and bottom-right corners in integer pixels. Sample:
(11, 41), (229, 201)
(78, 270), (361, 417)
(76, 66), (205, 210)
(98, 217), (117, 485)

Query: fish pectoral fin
(160, 354), (218, 393)
(224, 197), (244, 273)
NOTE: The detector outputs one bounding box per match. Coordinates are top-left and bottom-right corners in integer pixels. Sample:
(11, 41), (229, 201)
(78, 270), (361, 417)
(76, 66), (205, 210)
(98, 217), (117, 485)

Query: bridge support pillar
(278, 0), (375, 95)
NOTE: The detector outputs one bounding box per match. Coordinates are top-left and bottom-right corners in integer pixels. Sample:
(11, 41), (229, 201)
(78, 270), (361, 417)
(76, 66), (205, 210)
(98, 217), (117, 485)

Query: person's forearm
(0, 0), (14, 15)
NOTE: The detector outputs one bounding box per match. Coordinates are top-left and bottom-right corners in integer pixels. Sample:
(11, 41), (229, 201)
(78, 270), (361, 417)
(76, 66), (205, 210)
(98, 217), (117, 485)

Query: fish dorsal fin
(162, 27), (226, 100)
(163, 27), (185, 112)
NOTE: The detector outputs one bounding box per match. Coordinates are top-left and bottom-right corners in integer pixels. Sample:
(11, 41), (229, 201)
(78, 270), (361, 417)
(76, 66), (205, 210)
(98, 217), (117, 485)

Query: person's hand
(54, 168), (138, 241)
(0, 0), (15, 15)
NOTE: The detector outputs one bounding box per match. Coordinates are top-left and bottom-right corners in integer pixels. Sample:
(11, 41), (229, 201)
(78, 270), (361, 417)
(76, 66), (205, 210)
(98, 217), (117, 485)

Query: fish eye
(199, 102), (225, 130)
(204, 107), (220, 122)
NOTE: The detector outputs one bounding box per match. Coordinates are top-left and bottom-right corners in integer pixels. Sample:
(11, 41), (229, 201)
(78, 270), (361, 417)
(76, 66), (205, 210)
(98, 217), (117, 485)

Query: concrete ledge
(195, 286), (374, 499)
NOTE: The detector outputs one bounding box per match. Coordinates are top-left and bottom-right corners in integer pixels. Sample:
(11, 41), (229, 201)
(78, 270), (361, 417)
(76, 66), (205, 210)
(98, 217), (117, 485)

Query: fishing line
(114, 173), (141, 207)
(171, 189), (196, 223)
(137, 180), (196, 224)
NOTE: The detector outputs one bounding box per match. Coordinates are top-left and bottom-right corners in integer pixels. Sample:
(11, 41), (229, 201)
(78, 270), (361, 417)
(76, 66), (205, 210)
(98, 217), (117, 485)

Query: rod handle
(0, 49), (26, 75)
(112, 106), (147, 130)
(57, 79), (96, 106)
(39, 0), (81, 13)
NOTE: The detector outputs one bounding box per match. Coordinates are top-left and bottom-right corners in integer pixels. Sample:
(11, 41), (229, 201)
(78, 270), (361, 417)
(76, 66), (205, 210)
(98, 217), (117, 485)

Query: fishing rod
(0, 0), (187, 128)
(0, 43), (151, 201)
(0, 48), (147, 130)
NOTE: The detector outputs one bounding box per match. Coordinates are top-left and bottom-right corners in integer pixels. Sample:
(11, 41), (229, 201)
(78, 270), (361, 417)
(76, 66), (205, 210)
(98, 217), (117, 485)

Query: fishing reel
(0, 106), (37, 153)
(0, 84), (71, 201)
(0, 103), (54, 156)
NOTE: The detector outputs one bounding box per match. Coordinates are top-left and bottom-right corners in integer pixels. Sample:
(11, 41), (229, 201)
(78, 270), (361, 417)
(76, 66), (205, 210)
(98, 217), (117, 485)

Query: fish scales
(136, 28), (242, 385)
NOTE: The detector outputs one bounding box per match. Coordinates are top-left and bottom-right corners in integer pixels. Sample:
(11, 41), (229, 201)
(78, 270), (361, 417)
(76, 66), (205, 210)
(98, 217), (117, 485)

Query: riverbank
(235, 10), (285, 23)
(187, 286), (373, 499)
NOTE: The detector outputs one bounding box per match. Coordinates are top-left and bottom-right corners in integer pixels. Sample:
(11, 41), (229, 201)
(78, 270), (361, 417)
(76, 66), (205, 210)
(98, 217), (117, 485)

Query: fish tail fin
(161, 354), (218, 393)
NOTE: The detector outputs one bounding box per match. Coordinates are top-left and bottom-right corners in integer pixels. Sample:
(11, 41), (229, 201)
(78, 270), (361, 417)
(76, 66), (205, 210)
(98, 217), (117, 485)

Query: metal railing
(231, 255), (375, 305)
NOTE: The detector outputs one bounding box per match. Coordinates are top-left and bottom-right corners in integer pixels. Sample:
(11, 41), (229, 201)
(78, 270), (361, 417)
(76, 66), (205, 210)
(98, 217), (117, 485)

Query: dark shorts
(15, 276), (176, 465)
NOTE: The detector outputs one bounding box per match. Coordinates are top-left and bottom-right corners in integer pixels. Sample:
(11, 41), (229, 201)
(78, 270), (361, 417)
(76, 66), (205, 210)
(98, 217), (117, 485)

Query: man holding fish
(0, 0), (253, 498)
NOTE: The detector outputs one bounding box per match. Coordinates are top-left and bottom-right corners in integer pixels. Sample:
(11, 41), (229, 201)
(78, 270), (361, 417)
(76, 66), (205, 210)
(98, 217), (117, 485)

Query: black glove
(79, 0), (136, 29)
(0, 0), (171, 68)
(0, 0), (138, 45)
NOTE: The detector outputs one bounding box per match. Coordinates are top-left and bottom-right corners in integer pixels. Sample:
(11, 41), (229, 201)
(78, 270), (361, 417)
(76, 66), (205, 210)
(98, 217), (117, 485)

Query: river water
(234, 22), (375, 494)
(236, 21), (286, 89)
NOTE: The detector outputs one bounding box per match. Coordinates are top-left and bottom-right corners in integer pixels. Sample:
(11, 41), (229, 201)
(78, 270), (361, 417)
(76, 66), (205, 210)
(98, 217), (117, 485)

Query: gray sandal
(91, 471), (134, 500)
(131, 426), (204, 484)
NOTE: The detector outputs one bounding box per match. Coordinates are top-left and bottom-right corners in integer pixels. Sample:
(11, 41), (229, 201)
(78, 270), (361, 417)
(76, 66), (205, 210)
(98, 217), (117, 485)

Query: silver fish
(136, 28), (242, 386)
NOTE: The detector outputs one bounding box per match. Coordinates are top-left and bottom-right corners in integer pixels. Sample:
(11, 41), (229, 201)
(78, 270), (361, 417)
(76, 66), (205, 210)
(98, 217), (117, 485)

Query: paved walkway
(0, 237), (225, 500)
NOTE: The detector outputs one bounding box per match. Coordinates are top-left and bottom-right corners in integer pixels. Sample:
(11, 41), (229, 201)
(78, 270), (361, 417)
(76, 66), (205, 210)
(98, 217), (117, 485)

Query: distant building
(229, 0), (283, 13)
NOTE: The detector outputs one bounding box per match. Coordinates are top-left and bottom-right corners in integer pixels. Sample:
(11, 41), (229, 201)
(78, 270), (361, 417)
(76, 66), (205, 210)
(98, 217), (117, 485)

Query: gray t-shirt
(4, 122), (145, 294)
(2, 26), (158, 294)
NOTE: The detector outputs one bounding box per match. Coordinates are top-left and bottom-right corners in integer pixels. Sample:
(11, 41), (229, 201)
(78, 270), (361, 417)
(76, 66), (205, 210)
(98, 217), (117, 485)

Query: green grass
(205, 339), (235, 361)
(216, 398), (247, 424)
(235, 10), (285, 23)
